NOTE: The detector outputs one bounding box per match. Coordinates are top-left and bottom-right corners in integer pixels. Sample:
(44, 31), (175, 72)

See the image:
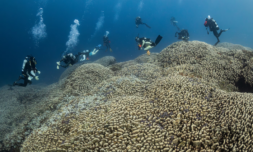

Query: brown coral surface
(1, 41), (253, 152)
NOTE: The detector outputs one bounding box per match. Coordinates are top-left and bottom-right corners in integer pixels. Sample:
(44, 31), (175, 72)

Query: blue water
(0, 0), (253, 87)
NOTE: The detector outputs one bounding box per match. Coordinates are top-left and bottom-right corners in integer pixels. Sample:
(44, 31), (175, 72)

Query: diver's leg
(13, 75), (23, 86)
(218, 28), (229, 37)
(176, 25), (180, 31)
(108, 44), (112, 52)
(143, 23), (151, 28)
(214, 36), (220, 46)
(213, 30), (220, 46)
(144, 45), (153, 55)
(217, 30), (223, 37)
(144, 46), (154, 50)
(16, 77), (28, 87)
(23, 78), (29, 87)
(144, 42), (154, 51)
(27, 79), (32, 85)
(16, 83), (26, 87)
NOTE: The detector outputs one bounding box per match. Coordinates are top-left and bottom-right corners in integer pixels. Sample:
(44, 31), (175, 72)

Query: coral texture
(1, 41), (253, 152)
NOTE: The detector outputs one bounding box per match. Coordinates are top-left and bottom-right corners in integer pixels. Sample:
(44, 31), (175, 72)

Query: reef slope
(1, 41), (253, 152)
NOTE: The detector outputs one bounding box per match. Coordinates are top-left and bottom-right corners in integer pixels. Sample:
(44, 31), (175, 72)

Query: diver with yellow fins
(135, 34), (163, 55)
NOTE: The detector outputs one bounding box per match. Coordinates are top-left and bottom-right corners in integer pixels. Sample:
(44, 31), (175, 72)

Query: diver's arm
(61, 60), (71, 68)
(60, 62), (71, 68)
(78, 52), (87, 55)
(28, 70), (36, 78)
(144, 45), (154, 51)
(21, 59), (28, 72)
(206, 28), (209, 34)
(60, 65), (68, 68)
(59, 56), (66, 62)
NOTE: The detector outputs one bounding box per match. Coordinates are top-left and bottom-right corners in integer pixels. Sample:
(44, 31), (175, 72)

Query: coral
(63, 63), (114, 95)
(109, 64), (122, 72)
(20, 75), (253, 151)
(0, 83), (64, 151)
(217, 42), (253, 51)
(134, 53), (160, 65)
(59, 62), (86, 81)
(1, 41), (253, 151)
(59, 56), (115, 81)
(158, 41), (253, 91)
(116, 63), (162, 81)
(93, 56), (116, 67)
(90, 76), (147, 99)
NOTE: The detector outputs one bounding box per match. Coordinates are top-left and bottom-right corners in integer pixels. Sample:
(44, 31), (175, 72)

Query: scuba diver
(170, 17), (180, 31)
(204, 15), (229, 46)
(135, 34), (163, 55)
(103, 35), (112, 52)
(135, 16), (151, 28)
(13, 56), (40, 87)
(57, 44), (101, 69)
(175, 29), (190, 41)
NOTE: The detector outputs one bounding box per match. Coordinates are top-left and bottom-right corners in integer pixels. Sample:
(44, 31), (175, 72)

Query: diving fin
(214, 40), (220, 46)
(222, 28), (230, 32)
(110, 48), (112, 52)
(155, 35), (163, 46)
(144, 23), (151, 28)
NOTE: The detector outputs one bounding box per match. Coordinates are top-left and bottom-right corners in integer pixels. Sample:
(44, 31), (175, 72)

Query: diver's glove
(35, 76), (39, 80)
(57, 65), (59, 69)
(56, 62), (60, 65)
(37, 71), (41, 74)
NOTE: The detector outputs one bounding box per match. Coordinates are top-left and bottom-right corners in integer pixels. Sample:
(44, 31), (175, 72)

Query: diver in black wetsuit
(135, 35), (163, 55)
(56, 53), (78, 69)
(204, 15), (229, 46)
(13, 56), (40, 87)
(57, 45), (101, 69)
(175, 29), (190, 41)
(135, 16), (151, 28)
(171, 17), (180, 31)
(103, 35), (112, 52)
